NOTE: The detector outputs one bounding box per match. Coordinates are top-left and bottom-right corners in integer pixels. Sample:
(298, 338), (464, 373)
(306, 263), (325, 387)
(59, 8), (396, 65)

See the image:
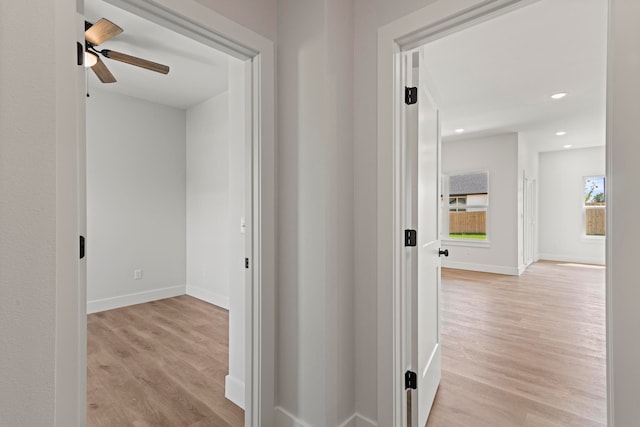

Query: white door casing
(77, 12), (88, 426)
(523, 177), (536, 266)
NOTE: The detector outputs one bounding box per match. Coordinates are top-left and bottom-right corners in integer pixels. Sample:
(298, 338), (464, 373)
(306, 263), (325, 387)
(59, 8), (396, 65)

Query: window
(584, 176), (605, 236)
(446, 172), (488, 240)
(449, 196), (467, 211)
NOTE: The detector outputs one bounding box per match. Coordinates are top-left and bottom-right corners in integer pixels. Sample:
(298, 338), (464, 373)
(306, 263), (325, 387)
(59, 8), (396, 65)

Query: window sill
(441, 238), (491, 248)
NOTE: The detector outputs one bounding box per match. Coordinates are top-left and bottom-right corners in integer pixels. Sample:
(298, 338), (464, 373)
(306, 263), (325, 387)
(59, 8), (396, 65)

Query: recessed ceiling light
(563, 144), (573, 149)
(556, 131), (567, 136)
(551, 92), (567, 99)
(455, 128), (465, 133)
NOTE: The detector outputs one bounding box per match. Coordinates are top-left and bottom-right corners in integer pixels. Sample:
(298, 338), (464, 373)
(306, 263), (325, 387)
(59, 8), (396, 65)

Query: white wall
(186, 92), (231, 308)
(1, 0), (270, 425)
(276, 0), (355, 425)
(538, 146), (605, 265)
(441, 133), (520, 275)
(10, 1), (640, 426)
(0, 2), (59, 423)
(194, 0), (277, 41)
(86, 89), (187, 313)
(353, 1), (440, 423)
(226, 58), (248, 409)
(609, 2), (640, 423)
(185, 62), (248, 408)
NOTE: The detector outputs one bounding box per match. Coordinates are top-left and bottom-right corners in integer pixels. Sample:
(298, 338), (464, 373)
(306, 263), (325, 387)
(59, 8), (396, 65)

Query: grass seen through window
(449, 233), (486, 239)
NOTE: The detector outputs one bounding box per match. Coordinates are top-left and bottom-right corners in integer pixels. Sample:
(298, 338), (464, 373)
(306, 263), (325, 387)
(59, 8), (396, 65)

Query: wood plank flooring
(87, 296), (244, 427)
(426, 261), (607, 427)
(88, 261), (605, 427)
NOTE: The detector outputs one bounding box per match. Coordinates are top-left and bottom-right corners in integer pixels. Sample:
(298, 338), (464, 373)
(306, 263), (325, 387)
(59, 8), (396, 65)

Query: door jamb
(57, 0), (276, 425)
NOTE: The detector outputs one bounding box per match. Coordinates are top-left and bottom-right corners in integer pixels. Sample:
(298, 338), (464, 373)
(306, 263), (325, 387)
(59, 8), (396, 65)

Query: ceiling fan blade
(102, 49), (170, 75)
(85, 18), (123, 46)
(91, 57), (117, 83)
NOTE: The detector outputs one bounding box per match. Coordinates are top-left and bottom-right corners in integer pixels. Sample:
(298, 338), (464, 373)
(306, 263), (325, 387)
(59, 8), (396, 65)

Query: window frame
(583, 175), (606, 238)
(442, 170), (490, 244)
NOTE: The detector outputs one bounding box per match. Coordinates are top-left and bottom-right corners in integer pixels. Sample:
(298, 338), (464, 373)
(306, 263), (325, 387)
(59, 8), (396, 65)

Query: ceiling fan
(84, 18), (170, 83)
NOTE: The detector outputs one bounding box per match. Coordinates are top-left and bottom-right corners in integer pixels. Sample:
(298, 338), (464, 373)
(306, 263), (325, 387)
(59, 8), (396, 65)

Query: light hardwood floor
(88, 261), (605, 427)
(87, 296), (244, 427)
(426, 261), (607, 427)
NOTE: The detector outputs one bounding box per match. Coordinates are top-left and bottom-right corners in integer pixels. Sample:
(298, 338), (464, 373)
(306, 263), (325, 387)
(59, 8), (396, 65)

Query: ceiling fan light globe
(84, 51), (99, 68)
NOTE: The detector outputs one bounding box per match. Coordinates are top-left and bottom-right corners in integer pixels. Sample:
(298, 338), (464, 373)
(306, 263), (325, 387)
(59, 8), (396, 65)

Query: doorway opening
(377, 0), (608, 426)
(73, 0), (276, 425)
(84, 0), (250, 423)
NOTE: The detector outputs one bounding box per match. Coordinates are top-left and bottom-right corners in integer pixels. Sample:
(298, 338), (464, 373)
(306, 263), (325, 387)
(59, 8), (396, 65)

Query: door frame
(376, 0), (610, 426)
(55, 0), (276, 425)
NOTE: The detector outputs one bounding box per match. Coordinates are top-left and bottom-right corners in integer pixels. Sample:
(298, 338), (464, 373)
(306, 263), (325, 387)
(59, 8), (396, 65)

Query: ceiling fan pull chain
(86, 67), (90, 98)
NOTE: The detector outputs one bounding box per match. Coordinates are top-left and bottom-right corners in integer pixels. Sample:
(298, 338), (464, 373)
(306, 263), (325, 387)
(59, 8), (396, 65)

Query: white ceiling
(423, 0), (607, 152)
(85, 0), (606, 152)
(84, 0), (229, 109)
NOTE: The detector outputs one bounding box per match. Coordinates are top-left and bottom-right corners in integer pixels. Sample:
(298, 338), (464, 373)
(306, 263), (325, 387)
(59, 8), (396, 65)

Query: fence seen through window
(584, 176), (605, 236)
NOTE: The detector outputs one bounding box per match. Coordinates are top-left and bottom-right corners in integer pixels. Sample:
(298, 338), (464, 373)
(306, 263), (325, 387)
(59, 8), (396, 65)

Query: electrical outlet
(134, 269), (143, 280)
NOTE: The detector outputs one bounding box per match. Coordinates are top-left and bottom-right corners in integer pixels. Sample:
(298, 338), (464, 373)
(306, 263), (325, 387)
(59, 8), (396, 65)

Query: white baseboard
(442, 260), (520, 276)
(87, 285), (186, 314)
(274, 409), (377, 427)
(339, 414), (358, 427)
(186, 284), (229, 310)
(274, 407), (312, 427)
(224, 374), (245, 410)
(538, 253), (605, 266)
(339, 413), (378, 427)
(518, 264), (528, 275)
(355, 414), (377, 427)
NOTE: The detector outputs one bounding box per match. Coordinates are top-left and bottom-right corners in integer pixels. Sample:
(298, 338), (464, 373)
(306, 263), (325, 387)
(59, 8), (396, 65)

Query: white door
(403, 47), (442, 427)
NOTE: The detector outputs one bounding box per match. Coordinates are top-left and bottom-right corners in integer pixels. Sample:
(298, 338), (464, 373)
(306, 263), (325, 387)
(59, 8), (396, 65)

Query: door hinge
(405, 229), (417, 247)
(77, 41), (84, 66)
(405, 370), (417, 390)
(245, 257), (249, 269)
(79, 235), (86, 259)
(405, 87), (417, 105)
